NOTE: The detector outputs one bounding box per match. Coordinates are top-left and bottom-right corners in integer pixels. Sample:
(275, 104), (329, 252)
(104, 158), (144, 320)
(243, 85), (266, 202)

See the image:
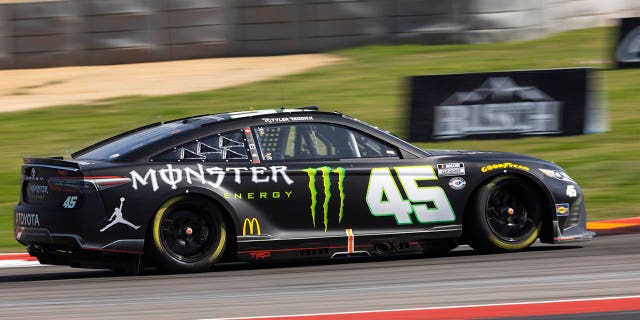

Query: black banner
(615, 17), (640, 68)
(409, 68), (593, 141)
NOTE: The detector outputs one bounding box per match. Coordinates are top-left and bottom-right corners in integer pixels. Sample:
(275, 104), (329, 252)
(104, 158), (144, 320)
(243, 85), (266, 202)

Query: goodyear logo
(303, 166), (345, 231)
(481, 162), (529, 173)
(242, 218), (261, 236)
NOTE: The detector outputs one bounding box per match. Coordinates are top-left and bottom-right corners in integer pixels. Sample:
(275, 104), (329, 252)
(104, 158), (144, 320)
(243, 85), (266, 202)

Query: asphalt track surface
(0, 234), (638, 320)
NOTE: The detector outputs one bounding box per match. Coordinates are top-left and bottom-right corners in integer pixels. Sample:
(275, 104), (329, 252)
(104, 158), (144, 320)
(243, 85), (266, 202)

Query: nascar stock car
(14, 107), (593, 274)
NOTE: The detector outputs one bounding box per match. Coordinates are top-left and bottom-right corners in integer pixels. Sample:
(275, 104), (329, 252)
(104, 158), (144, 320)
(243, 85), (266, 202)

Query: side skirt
(236, 226), (462, 263)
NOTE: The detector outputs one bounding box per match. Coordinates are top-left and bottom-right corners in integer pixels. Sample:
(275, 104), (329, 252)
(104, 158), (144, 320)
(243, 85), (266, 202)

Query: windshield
(75, 121), (197, 161)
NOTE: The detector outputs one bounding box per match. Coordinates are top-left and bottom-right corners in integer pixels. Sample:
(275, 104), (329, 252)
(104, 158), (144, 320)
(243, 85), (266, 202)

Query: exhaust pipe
(373, 242), (394, 254)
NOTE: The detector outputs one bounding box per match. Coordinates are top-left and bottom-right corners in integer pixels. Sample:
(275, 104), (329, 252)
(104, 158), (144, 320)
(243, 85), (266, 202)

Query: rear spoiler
(24, 157), (81, 170)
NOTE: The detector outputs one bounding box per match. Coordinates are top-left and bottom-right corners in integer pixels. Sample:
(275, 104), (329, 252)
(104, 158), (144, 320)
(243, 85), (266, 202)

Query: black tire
(466, 175), (542, 253)
(149, 196), (227, 273)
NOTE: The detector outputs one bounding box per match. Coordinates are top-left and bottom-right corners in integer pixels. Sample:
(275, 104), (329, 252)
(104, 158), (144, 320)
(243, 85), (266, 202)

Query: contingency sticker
(555, 203), (570, 216)
(437, 163), (465, 177)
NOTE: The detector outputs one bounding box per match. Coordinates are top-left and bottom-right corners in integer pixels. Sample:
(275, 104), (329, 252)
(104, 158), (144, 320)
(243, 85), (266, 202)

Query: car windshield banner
(615, 17), (640, 68)
(408, 68), (607, 141)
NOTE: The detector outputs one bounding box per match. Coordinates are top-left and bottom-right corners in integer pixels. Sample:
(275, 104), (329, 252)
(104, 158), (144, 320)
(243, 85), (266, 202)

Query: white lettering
(30, 185), (49, 194)
(250, 167), (270, 183)
(205, 167), (225, 188)
(226, 167), (249, 184)
(271, 166), (293, 185)
(184, 164), (206, 185)
(159, 164), (183, 190)
(131, 165), (294, 191)
(16, 213), (40, 227)
(130, 169), (158, 191)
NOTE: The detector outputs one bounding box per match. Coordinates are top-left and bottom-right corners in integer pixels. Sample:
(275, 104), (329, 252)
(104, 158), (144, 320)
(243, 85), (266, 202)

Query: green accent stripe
(303, 168), (318, 227)
(320, 166), (332, 232)
(332, 167), (346, 223)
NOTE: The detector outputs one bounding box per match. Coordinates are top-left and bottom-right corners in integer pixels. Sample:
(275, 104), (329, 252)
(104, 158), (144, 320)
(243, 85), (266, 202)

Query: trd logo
(248, 251), (271, 260)
(242, 218), (261, 236)
(302, 167), (346, 231)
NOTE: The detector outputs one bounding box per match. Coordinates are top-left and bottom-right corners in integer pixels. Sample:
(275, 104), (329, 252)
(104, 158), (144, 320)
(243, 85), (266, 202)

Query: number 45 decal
(366, 166), (455, 225)
(63, 195), (78, 209)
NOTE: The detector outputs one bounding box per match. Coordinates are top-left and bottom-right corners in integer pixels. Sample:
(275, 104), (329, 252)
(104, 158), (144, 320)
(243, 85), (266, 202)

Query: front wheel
(466, 175), (542, 253)
(149, 196), (227, 273)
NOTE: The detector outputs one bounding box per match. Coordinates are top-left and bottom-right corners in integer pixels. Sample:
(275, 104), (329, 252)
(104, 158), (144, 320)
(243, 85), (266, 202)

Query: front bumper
(553, 198), (595, 242)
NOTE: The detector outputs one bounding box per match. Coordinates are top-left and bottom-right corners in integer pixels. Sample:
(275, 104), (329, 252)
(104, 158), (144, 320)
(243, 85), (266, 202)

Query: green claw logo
(303, 166), (345, 231)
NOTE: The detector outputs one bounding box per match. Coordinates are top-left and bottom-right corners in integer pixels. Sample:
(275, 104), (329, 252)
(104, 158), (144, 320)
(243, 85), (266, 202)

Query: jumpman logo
(100, 197), (140, 232)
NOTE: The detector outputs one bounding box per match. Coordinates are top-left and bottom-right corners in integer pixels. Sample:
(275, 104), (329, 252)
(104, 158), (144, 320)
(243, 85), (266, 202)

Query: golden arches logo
(242, 218), (261, 236)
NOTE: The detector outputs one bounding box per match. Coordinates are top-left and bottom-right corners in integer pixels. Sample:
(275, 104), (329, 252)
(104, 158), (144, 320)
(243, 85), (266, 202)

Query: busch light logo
(434, 77), (562, 139)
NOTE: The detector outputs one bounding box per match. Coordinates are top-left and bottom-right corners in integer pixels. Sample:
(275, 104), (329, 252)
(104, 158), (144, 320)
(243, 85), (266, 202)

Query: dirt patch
(0, 54), (344, 113)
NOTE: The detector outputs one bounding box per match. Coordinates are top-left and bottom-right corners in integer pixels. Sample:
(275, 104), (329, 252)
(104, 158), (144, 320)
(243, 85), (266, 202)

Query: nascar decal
(366, 166), (455, 225)
(130, 164), (293, 191)
(437, 163), (465, 177)
(481, 162), (529, 173)
(303, 166), (345, 231)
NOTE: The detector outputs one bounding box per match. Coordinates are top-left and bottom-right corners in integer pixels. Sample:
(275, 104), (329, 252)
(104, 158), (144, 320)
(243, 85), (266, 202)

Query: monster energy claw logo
(303, 166), (345, 231)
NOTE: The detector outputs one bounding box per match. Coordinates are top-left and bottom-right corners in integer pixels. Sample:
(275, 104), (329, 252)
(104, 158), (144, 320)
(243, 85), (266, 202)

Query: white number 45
(366, 166), (455, 225)
(63, 196), (78, 209)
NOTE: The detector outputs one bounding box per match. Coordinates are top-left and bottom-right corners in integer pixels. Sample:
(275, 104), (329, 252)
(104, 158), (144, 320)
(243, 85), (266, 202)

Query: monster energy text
(303, 167), (345, 231)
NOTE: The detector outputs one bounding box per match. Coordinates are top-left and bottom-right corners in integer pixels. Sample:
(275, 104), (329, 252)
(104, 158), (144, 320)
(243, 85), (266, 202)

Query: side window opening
(152, 130), (250, 162)
(253, 123), (399, 161)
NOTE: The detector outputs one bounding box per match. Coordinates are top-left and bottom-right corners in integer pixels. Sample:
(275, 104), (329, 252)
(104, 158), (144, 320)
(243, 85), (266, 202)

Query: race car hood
(423, 149), (559, 169)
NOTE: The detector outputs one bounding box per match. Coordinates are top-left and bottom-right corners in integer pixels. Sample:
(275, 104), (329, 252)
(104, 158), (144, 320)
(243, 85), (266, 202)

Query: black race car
(14, 107), (593, 273)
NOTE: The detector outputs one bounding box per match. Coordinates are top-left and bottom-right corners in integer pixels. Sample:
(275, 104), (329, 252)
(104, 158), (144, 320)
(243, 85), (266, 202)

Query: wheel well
(463, 173), (555, 244)
(144, 193), (238, 263)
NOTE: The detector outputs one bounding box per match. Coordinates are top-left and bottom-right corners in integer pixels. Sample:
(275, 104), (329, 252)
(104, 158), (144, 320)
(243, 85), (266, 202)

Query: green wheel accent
(152, 195), (185, 253)
(148, 196), (227, 273)
(208, 227), (226, 263)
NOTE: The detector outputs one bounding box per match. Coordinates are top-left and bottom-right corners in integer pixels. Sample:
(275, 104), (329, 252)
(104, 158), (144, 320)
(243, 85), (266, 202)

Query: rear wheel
(149, 196), (227, 273)
(466, 175), (542, 252)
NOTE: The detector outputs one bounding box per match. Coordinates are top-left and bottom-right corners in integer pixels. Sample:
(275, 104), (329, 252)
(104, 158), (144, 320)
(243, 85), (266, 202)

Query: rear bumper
(16, 226), (145, 253)
(17, 224), (144, 272)
(26, 244), (142, 273)
(15, 202), (145, 255)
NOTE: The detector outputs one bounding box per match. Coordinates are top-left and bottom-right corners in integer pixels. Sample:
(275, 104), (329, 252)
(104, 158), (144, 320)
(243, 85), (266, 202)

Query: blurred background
(1, 0), (640, 251)
(0, 0), (638, 68)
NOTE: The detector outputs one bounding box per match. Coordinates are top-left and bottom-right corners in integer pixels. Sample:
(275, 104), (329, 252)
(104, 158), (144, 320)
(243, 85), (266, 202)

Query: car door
(249, 121), (455, 239)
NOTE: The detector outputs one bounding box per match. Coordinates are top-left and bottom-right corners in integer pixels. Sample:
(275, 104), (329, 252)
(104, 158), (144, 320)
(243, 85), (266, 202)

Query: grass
(1, 27), (638, 251)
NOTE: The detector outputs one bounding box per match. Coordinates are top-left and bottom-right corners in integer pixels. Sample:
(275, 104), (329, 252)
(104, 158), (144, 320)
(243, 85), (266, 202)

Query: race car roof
(72, 107), (334, 159)
(165, 106), (328, 127)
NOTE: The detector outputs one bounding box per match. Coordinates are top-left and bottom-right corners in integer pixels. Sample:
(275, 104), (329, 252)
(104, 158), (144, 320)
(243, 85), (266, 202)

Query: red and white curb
(0, 253), (43, 268)
(207, 295), (640, 320)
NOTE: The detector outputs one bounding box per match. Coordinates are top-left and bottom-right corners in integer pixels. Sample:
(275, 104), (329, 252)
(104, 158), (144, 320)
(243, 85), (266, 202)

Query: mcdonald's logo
(242, 218), (261, 236)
